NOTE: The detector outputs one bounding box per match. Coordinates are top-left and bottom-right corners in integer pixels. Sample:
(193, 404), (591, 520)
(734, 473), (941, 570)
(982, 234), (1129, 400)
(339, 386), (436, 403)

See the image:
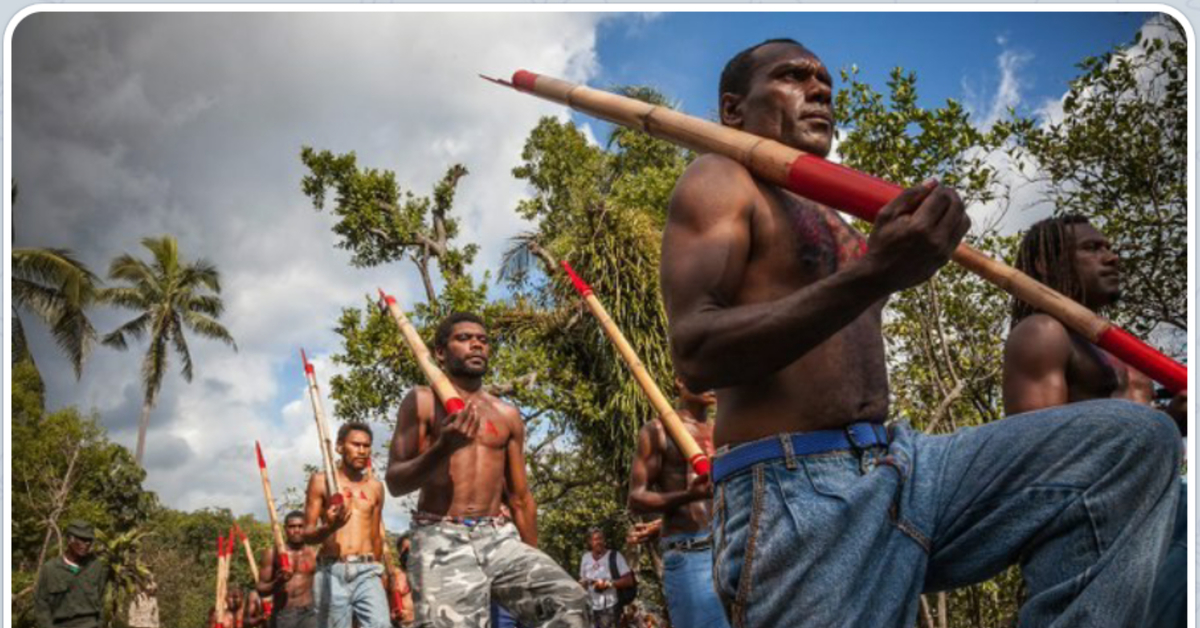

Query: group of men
(35, 37), (1186, 628)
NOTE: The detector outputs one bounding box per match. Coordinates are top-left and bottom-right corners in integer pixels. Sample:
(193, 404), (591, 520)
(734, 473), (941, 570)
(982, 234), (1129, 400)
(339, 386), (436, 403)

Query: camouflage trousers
(410, 520), (590, 628)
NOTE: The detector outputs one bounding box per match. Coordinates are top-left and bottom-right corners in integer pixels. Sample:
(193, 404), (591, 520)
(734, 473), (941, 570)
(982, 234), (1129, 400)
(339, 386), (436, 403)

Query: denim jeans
(1146, 481), (1187, 628)
(711, 400), (1181, 628)
(313, 562), (391, 628)
(660, 532), (730, 628)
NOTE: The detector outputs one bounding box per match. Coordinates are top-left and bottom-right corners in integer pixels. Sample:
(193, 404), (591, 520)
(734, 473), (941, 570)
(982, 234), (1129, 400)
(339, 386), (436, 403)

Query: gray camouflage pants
(410, 521), (590, 628)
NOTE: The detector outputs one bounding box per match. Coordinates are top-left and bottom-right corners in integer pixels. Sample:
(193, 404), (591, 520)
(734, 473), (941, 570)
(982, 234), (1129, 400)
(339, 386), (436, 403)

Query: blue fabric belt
(712, 422), (890, 484)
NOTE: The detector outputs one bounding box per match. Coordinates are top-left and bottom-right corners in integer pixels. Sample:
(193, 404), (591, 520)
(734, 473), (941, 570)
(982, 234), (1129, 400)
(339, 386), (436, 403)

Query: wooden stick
(301, 349), (344, 505)
(213, 535), (225, 628)
(235, 525), (260, 585)
(377, 289), (466, 414)
(561, 261), (710, 477)
(488, 71), (1186, 393)
(254, 441), (291, 573)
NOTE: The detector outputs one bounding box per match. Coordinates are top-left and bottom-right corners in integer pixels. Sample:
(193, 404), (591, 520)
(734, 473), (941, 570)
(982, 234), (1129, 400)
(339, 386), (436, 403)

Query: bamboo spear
(301, 349), (344, 506)
(562, 261), (710, 477)
(377, 289), (467, 414)
(234, 525), (260, 590)
(487, 71), (1187, 394)
(213, 535), (225, 628)
(254, 441), (291, 574)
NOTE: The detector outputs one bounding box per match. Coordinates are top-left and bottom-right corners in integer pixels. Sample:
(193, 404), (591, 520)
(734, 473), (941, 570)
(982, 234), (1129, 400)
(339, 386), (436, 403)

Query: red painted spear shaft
(562, 261), (710, 477)
(377, 289), (467, 414)
(492, 70), (1186, 393)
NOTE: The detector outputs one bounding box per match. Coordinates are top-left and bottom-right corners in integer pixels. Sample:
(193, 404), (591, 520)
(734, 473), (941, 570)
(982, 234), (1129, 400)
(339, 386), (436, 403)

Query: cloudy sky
(9, 9), (1165, 528)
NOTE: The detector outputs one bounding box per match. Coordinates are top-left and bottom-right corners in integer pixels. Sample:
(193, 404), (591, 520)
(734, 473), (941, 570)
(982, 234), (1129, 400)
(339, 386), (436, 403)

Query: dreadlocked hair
(1011, 214), (1091, 327)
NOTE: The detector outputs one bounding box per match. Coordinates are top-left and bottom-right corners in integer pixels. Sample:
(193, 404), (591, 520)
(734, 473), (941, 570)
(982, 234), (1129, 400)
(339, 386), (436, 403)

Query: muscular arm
(628, 423), (699, 514)
(663, 156), (896, 391)
(300, 473), (340, 545)
(372, 481), (384, 560)
(385, 389), (449, 497)
(1003, 315), (1072, 415)
(504, 408), (538, 547)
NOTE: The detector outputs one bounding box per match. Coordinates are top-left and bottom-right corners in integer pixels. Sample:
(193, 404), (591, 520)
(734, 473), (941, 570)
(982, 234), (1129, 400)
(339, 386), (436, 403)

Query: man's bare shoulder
(639, 418), (666, 446)
(669, 153), (760, 225)
(401, 386), (436, 420)
(1006, 314), (1072, 363)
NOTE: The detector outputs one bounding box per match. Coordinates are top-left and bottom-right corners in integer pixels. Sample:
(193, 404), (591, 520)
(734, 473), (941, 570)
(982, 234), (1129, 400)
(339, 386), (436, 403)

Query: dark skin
(302, 428), (385, 559)
(1004, 222), (1186, 430)
(64, 535), (93, 564)
(209, 588), (245, 628)
(579, 533), (634, 593)
(243, 590), (264, 628)
(662, 42), (970, 446)
(628, 380), (717, 536)
(386, 321), (539, 546)
(257, 516), (317, 610)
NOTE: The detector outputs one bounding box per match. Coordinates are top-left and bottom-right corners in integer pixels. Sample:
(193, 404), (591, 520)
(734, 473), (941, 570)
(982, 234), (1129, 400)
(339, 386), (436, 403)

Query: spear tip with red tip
(560, 260), (593, 297)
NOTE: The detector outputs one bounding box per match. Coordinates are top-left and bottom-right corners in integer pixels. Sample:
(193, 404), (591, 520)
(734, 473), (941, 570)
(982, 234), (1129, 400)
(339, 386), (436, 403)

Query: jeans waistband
(660, 533), (713, 552)
(317, 554), (376, 564)
(712, 421), (889, 483)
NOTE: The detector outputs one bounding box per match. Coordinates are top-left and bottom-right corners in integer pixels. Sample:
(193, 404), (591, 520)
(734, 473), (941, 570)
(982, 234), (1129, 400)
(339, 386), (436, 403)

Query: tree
(1012, 15), (1186, 340)
(835, 66), (1022, 628)
(101, 235), (237, 466)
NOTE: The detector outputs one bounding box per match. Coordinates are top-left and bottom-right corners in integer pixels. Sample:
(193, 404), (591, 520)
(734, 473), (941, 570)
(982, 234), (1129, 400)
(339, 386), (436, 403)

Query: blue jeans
(660, 532), (731, 628)
(490, 603), (525, 628)
(313, 562), (391, 628)
(1146, 481), (1187, 628)
(711, 400), (1181, 628)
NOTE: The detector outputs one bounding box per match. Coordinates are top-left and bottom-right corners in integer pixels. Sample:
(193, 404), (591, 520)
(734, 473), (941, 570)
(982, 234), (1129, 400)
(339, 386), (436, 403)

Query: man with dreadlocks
(661, 37), (1182, 627)
(1004, 214), (1186, 628)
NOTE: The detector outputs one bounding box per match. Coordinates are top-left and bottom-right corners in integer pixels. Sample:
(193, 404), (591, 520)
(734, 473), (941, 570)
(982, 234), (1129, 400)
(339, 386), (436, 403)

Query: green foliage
(1010, 16), (1187, 338)
(12, 246), (103, 379)
(102, 235), (237, 464)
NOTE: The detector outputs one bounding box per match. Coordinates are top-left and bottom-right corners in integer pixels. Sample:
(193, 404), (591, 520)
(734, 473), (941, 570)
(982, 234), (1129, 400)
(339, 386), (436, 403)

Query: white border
(3, 5), (1193, 626)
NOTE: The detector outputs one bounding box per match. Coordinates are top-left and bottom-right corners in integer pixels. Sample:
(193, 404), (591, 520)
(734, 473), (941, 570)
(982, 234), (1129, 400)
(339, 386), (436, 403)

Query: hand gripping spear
(254, 442), (292, 577)
(561, 261), (711, 477)
(377, 289), (467, 415)
(486, 71), (1186, 394)
(301, 349), (345, 506)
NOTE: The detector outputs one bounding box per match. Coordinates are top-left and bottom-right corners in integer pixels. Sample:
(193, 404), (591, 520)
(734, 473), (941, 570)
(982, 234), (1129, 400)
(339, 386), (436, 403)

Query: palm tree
(11, 183), (103, 378)
(102, 235), (237, 466)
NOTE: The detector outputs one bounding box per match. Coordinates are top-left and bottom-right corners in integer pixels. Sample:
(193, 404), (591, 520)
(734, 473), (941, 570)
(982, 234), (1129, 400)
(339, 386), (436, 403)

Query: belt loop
(844, 424), (867, 474)
(778, 434), (797, 470)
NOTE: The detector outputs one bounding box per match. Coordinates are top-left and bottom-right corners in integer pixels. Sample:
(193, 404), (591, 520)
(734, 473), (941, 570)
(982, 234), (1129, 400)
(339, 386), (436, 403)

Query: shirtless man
(257, 511), (318, 628)
(1004, 215), (1187, 628)
(627, 379), (727, 628)
(210, 586), (246, 628)
(386, 312), (589, 628)
(660, 38), (1180, 627)
(303, 423), (388, 628)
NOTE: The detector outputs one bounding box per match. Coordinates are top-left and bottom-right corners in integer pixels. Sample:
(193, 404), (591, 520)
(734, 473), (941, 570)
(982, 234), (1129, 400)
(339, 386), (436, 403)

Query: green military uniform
(34, 523), (106, 628)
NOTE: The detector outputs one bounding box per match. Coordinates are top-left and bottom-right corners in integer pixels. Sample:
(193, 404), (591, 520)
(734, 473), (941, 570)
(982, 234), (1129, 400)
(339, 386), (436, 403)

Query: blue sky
(10, 10), (1171, 523)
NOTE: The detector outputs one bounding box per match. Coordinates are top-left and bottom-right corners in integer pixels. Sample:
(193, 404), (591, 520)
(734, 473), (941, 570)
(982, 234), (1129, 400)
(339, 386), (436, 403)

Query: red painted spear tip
(512, 70), (539, 91)
(377, 288), (397, 306)
(256, 441), (266, 469)
(300, 348), (314, 374)
(560, 260), (593, 297)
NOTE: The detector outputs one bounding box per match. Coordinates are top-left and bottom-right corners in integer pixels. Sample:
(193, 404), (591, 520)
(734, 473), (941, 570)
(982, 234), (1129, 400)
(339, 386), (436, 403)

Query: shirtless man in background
(386, 313), (589, 628)
(303, 423), (388, 628)
(627, 379), (727, 628)
(257, 511), (318, 628)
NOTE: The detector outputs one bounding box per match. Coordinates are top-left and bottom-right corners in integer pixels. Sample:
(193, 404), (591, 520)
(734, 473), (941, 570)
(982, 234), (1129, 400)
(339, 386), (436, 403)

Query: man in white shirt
(578, 529), (633, 628)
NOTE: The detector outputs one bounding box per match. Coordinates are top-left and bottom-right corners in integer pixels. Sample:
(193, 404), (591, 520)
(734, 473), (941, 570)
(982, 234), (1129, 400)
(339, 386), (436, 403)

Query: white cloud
(13, 11), (611, 524)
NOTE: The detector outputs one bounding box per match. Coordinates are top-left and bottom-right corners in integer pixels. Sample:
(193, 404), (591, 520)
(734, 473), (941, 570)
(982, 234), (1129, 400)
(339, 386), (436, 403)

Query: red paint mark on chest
(359, 490), (368, 500)
(485, 421), (498, 436)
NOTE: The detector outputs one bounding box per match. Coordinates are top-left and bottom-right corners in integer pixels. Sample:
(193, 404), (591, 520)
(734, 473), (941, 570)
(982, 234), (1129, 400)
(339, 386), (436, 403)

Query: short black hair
(719, 38), (809, 106)
(434, 312), (486, 350)
(284, 510), (305, 523)
(336, 421), (373, 444)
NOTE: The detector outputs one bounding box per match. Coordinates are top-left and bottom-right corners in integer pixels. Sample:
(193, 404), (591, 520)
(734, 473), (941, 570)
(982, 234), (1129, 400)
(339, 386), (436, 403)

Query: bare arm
(1003, 315), (1072, 415)
(386, 389), (479, 496)
(663, 156), (965, 390)
(504, 408), (538, 547)
(255, 548), (276, 596)
(301, 473), (348, 545)
(372, 480), (384, 560)
(628, 423), (705, 514)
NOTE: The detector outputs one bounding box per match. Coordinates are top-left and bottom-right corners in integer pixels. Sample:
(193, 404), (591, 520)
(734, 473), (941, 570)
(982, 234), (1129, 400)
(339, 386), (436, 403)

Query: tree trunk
(135, 399), (154, 466)
(37, 441), (82, 568)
